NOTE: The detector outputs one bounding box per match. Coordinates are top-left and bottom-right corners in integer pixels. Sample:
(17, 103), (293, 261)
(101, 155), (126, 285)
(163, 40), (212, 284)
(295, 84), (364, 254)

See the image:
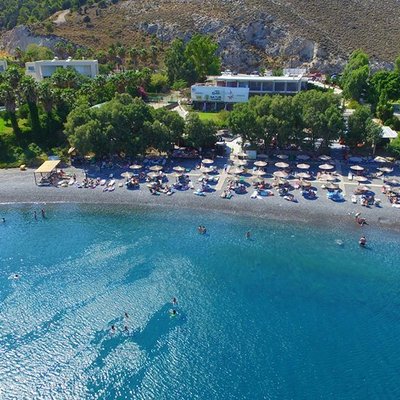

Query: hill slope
(2, 0), (400, 71)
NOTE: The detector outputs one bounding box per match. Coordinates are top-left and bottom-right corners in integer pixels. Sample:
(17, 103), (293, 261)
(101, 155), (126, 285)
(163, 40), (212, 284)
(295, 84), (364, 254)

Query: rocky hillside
(2, 0), (400, 72)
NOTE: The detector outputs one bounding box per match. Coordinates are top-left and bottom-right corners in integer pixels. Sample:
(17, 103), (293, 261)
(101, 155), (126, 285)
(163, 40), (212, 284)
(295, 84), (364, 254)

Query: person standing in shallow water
(246, 231), (251, 239)
(41, 209), (46, 219)
(34, 211), (37, 220)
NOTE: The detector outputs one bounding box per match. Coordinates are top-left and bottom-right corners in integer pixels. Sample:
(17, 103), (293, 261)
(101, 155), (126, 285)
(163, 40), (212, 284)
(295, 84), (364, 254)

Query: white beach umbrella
(201, 167), (214, 174)
(325, 182), (339, 190)
(202, 159), (214, 165)
(275, 162), (289, 169)
(300, 180), (312, 187)
(254, 161), (267, 167)
(318, 155), (331, 161)
(297, 163), (310, 170)
(386, 178), (399, 186)
(276, 154), (289, 160)
(354, 176), (369, 182)
(319, 163), (334, 170)
(237, 160), (248, 166)
(231, 167), (245, 175)
(378, 167), (393, 173)
(374, 156), (390, 163)
(173, 166), (186, 172)
(326, 175), (337, 182)
(121, 172), (133, 178)
(350, 165), (364, 171)
(252, 170), (266, 177)
(273, 171), (289, 179)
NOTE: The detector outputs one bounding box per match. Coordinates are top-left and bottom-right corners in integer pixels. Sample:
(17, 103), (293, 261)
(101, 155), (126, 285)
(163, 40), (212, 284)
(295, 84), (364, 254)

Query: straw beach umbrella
(325, 182), (339, 190)
(130, 164), (142, 170)
(149, 165), (163, 171)
(297, 163), (310, 170)
(300, 180), (312, 187)
(275, 162), (289, 169)
(326, 175), (337, 182)
(378, 167), (393, 173)
(173, 166), (186, 173)
(297, 172), (311, 179)
(374, 156), (389, 163)
(121, 172), (133, 178)
(319, 163), (334, 170)
(350, 165), (364, 171)
(254, 161), (267, 167)
(253, 170), (266, 177)
(231, 167), (245, 175)
(273, 171), (289, 179)
(202, 159), (214, 165)
(201, 167), (214, 174)
(147, 172), (159, 179)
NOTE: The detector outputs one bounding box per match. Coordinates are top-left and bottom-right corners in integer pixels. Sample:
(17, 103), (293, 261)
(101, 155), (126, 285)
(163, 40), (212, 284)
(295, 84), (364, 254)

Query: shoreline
(1, 167), (400, 232)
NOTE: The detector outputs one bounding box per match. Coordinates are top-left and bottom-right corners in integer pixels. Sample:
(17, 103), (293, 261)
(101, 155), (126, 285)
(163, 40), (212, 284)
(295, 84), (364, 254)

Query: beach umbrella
(201, 167), (214, 174)
(386, 178), (399, 186)
(149, 165), (163, 171)
(318, 155), (331, 161)
(350, 165), (364, 171)
(349, 156), (363, 163)
(130, 164), (142, 170)
(237, 160), (248, 166)
(252, 170), (266, 177)
(297, 154), (310, 161)
(319, 163), (334, 170)
(297, 163), (310, 170)
(378, 167), (393, 173)
(276, 154), (289, 160)
(300, 180), (312, 187)
(174, 172), (183, 178)
(252, 177), (264, 183)
(121, 172), (133, 178)
(173, 166), (186, 173)
(68, 147), (76, 155)
(276, 178), (288, 185)
(325, 182), (339, 190)
(326, 175), (337, 182)
(254, 160), (267, 167)
(354, 176), (369, 182)
(297, 172), (311, 179)
(231, 167), (245, 175)
(273, 171), (289, 179)
(147, 172), (159, 179)
(374, 156), (390, 163)
(257, 154), (268, 159)
(202, 158), (214, 165)
(275, 162), (289, 169)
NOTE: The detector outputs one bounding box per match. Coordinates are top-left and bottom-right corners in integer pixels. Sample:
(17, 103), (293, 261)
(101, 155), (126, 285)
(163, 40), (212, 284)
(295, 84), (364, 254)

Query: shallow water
(0, 204), (400, 399)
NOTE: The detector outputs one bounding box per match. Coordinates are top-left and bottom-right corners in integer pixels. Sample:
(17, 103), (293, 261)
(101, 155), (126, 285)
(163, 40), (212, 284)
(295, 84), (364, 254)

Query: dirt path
(53, 9), (70, 25)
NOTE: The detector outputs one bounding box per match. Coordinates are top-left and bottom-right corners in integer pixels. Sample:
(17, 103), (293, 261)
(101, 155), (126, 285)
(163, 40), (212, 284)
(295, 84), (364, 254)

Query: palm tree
(0, 82), (20, 138)
(38, 80), (56, 141)
(20, 76), (41, 139)
(128, 47), (139, 69)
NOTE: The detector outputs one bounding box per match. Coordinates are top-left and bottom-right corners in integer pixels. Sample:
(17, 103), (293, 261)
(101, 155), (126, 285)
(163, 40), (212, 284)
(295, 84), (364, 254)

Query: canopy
(350, 165), (364, 171)
(202, 159), (214, 164)
(254, 161), (267, 167)
(130, 164), (142, 170)
(173, 166), (186, 172)
(35, 160), (60, 174)
(149, 165), (163, 171)
(354, 176), (368, 182)
(273, 171), (289, 178)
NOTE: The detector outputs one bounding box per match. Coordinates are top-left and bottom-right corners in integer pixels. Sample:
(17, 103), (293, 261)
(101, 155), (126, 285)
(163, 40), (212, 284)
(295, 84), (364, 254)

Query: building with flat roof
(25, 58), (98, 80)
(191, 72), (308, 110)
(0, 60), (7, 73)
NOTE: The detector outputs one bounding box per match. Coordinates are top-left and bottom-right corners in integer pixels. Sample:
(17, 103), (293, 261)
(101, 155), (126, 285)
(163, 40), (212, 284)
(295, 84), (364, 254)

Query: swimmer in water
(1, 217), (5, 223)
(110, 325), (116, 334)
(124, 312), (129, 319)
(172, 297), (177, 305)
(170, 309), (177, 317)
(41, 209), (46, 218)
(13, 274), (20, 280)
(359, 236), (367, 247)
(246, 231), (251, 239)
(124, 325), (129, 332)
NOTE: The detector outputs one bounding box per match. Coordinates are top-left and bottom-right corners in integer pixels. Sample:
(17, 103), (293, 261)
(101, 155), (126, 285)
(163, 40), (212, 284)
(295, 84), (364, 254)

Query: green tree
(341, 50), (370, 100)
(365, 119), (382, 154)
(185, 34), (221, 81)
(149, 73), (169, 93)
(0, 82), (20, 137)
(184, 113), (217, 149)
(346, 105), (371, 147)
(165, 39), (196, 85)
(20, 76), (41, 139)
(23, 44), (54, 62)
(376, 92), (393, 122)
(228, 102), (262, 144)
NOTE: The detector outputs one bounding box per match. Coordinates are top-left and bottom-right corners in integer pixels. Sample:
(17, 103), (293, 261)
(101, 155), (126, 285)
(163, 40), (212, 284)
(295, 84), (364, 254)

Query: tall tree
(185, 34), (221, 81)
(0, 82), (20, 138)
(341, 50), (370, 100)
(20, 76), (41, 139)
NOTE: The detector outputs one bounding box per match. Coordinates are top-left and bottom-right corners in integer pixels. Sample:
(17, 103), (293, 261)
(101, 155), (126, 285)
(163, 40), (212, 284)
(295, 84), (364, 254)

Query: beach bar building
(26, 58), (98, 81)
(191, 71), (307, 110)
(34, 160), (60, 185)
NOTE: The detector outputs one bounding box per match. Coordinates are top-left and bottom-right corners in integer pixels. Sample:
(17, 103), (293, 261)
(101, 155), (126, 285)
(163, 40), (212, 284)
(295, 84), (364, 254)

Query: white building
(0, 60), (7, 73)
(25, 58), (98, 80)
(191, 72), (308, 110)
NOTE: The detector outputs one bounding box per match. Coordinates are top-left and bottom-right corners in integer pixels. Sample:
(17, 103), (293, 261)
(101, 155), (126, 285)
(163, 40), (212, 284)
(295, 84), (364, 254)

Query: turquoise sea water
(1, 204), (400, 399)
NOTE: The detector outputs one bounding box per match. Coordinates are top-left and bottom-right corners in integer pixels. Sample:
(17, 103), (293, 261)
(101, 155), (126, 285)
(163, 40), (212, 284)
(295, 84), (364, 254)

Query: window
(238, 81), (248, 88)
(274, 82), (285, 92)
(28, 66), (35, 72)
(249, 81), (262, 91)
(286, 82), (298, 92)
(262, 81), (273, 92)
